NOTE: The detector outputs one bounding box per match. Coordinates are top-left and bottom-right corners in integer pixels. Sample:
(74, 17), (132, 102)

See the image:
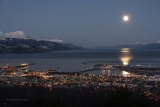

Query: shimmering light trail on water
(120, 48), (132, 65)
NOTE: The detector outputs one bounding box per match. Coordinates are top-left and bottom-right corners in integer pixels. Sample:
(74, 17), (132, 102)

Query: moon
(123, 16), (129, 21)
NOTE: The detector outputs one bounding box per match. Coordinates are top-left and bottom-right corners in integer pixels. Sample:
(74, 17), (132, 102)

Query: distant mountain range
(94, 41), (160, 50)
(0, 31), (82, 53)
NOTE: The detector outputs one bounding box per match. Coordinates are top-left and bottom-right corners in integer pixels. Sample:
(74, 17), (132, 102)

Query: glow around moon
(123, 16), (129, 21)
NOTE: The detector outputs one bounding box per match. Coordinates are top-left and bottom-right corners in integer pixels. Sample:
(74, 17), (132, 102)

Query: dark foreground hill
(0, 85), (157, 107)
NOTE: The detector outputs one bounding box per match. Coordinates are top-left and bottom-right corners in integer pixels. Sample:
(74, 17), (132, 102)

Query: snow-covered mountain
(0, 31), (31, 40)
(117, 41), (160, 49)
(93, 41), (160, 50)
(0, 31), (83, 53)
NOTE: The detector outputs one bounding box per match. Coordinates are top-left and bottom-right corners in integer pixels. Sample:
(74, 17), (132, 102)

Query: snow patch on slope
(5, 31), (31, 39)
(0, 31), (6, 40)
(155, 40), (160, 43)
(42, 39), (64, 43)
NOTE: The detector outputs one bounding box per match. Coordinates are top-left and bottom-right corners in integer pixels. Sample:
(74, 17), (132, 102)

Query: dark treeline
(0, 85), (159, 107)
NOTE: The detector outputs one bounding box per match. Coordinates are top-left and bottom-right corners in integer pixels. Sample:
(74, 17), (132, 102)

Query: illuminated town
(1, 62), (160, 103)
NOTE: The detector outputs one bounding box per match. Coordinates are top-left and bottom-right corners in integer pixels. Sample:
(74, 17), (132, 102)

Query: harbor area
(0, 63), (160, 104)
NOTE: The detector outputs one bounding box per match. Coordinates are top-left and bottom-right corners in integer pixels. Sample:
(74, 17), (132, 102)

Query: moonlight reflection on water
(120, 48), (132, 65)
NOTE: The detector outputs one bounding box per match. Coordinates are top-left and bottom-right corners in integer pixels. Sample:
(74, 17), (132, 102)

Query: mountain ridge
(0, 31), (83, 53)
(93, 41), (160, 50)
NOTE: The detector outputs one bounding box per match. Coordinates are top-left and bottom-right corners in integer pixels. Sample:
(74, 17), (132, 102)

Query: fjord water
(1, 48), (160, 74)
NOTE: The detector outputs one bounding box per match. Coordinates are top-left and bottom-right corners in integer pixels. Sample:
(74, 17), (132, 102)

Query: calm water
(1, 48), (160, 75)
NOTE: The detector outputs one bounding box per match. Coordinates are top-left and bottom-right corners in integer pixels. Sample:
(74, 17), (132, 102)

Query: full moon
(123, 16), (129, 21)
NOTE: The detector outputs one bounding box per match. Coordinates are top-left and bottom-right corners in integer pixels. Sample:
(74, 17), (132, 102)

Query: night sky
(0, 0), (160, 48)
